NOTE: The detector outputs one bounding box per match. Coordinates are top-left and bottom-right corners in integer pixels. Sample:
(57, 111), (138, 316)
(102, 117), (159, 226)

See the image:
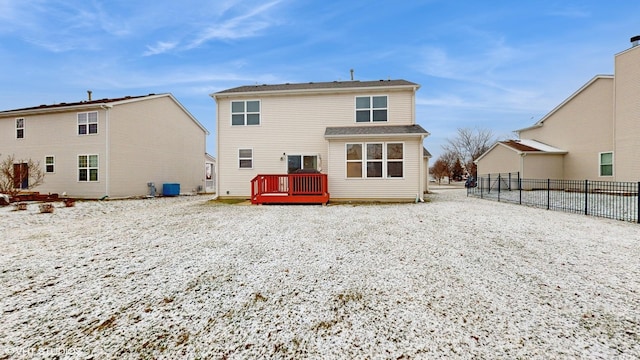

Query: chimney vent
(350, 69), (354, 81)
(631, 35), (640, 47)
(87, 90), (92, 101)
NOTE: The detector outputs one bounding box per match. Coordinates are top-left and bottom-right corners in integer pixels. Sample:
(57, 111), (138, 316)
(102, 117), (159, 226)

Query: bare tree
(442, 128), (496, 177)
(438, 150), (458, 184)
(0, 154), (46, 197)
(429, 159), (450, 185)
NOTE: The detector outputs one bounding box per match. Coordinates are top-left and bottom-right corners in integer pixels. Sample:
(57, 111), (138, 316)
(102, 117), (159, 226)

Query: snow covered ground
(1, 188), (638, 359)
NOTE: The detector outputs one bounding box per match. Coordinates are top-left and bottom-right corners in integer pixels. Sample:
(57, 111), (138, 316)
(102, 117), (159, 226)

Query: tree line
(430, 128), (496, 184)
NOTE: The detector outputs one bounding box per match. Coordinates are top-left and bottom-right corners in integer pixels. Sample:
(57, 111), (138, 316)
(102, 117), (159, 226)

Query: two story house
(212, 79), (430, 202)
(476, 36), (640, 181)
(0, 93), (209, 198)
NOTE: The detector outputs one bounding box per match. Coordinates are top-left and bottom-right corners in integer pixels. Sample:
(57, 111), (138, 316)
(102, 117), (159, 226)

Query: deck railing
(250, 173), (329, 204)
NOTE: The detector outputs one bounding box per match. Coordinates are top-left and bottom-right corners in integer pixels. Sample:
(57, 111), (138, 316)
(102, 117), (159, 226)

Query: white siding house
(0, 93), (209, 198)
(212, 80), (430, 202)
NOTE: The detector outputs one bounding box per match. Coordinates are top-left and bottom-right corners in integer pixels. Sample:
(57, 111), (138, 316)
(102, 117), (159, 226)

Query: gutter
(100, 104), (113, 197)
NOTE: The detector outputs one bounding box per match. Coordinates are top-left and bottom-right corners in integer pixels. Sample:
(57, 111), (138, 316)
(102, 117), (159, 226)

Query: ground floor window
(287, 155), (318, 173)
(239, 149), (253, 168)
(78, 155), (98, 181)
(45, 156), (55, 173)
(599, 152), (613, 176)
(346, 142), (404, 178)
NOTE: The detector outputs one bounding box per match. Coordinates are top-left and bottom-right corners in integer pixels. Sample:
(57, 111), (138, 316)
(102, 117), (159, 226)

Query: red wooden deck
(250, 173), (329, 205)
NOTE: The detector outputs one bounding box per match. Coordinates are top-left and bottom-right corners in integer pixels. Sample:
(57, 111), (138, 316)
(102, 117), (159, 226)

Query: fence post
(584, 179), (589, 216)
(547, 179), (550, 210)
(508, 172), (512, 191)
(637, 182), (640, 224)
(498, 174), (501, 202)
(487, 174), (491, 194)
(518, 173), (522, 205)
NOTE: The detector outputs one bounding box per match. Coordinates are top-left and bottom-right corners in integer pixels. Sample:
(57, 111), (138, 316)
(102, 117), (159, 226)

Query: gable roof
(0, 93), (209, 135)
(213, 79), (419, 97)
(475, 139), (567, 163)
(516, 75), (614, 133)
(0, 94), (155, 114)
(324, 124), (429, 138)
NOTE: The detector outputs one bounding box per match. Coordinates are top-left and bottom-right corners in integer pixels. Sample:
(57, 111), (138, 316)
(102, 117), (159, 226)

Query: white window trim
(16, 118), (25, 139)
(77, 111), (99, 135)
(345, 141), (405, 179)
(231, 100), (261, 126)
(78, 154), (99, 182)
(286, 154), (321, 173)
(354, 95), (388, 123)
(45, 155), (55, 174)
(386, 142), (405, 179)
(345, 143), (363, 179)
(598, 151), (614, 177)
(238, 148), (253, 169)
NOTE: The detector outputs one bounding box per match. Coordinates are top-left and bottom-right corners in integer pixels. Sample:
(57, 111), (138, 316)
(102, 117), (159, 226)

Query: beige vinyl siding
(107, 96), (206, 197)
(326, 137), (422, 201)
(519, 77), (613, 180)
(476, 144), (520, 176)
(217, 88), (417, 198)
(0, 109), (107, 198)
(613, 46), (640, 181)
(523, 154), (564, 179)
(0, 95), (207, 198)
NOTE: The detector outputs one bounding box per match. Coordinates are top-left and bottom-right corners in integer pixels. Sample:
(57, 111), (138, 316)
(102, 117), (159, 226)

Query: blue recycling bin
(162, 183), (180, 196)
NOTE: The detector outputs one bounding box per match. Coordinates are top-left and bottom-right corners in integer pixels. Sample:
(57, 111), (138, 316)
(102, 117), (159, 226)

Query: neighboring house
(477, 36), (640, 181)
(0, 93), (209, 198)
(211, 79), (430, 202)
(423, 147), (432, 192)
(205, 153), (216, 193)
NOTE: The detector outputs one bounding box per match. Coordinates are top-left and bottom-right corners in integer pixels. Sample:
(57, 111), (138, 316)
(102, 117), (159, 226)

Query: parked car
(465, 176), (477, 188)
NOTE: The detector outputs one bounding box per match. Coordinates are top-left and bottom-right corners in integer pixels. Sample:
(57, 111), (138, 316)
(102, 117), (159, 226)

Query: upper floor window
(16, 118), (24, 138)
(355, 95), (387, 122)
(599, 152), (613, 176)
(78, 112), (98, 135)
(232, 100), (260, 126)
(45, 156), (55, 173)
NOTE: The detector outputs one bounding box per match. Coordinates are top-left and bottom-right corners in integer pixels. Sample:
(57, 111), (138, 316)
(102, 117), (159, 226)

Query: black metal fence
(467, 172), (640, 223)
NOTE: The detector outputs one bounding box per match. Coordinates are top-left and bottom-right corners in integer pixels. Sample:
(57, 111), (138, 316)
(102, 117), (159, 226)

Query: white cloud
(144, 41), (179, 56)
(187, 0), (282, 48)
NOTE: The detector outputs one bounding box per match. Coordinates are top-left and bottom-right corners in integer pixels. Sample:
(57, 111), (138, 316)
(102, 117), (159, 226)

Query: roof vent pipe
(87, 90), (92, 101)
(350, 69), (354, 81)
(631, 35), (640, 47)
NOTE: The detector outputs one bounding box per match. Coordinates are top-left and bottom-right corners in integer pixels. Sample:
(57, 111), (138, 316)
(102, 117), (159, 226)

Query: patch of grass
(206, 198), (249, 205)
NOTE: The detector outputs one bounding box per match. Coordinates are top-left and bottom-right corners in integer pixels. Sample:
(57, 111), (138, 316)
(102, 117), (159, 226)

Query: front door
(13, 163), (28, 189)
(287, 155), (318, 173)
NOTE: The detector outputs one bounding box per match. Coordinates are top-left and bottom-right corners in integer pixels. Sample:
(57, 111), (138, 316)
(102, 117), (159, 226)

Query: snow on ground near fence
(0, 189), (639, 359)
(472, 189), (638, 222)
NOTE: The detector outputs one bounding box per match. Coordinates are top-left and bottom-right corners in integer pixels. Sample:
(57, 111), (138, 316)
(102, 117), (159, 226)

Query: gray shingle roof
(324, 125), (429, 137)
(0, 94), (159, 113)
(215, 79), (419, 95)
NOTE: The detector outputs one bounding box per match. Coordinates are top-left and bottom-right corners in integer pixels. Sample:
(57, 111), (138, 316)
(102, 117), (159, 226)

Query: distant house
(477, 36), (640, 181)
(205, 153), (216, 193)
(211, 79), (430, 202)
(0, 93), (209, 198)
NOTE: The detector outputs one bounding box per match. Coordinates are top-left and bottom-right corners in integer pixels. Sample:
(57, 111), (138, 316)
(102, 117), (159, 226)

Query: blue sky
(1, 0), (639, 160)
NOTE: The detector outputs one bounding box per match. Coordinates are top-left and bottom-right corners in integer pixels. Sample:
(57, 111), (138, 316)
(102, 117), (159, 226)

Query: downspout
(214, 96), (220, 199)
(101, 104), (112, 197)
(520, 152), (526, 179)
(418, 134), (425, 202)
